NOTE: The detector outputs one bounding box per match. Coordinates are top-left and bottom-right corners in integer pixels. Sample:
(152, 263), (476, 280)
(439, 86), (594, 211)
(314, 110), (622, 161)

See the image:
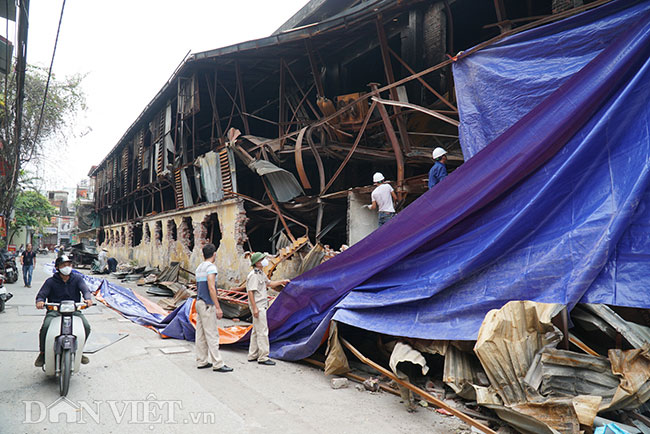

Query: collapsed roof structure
(89, 0), (587, 287)
(86, 0), (650, 432)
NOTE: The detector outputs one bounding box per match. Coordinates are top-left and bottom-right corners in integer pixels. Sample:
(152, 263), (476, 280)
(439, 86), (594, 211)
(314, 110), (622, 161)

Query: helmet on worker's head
(373, 172), (385, 183)
(432, 147), (447, 160)
(55, 255), (72, 268)
(250, 252), (266, 266)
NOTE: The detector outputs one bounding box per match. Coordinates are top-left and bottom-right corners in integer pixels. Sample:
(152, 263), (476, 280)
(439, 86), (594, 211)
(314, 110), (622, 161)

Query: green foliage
(8, 191), (57, 242)
(0, 65), (86, 222)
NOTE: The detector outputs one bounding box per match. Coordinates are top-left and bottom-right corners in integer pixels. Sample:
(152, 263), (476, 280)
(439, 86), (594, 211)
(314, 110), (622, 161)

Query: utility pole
(14, 0), (29, 164)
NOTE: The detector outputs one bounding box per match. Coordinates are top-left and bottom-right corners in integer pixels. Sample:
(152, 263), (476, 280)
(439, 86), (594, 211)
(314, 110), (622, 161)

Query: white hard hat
(373, 172), (385, 183)
(432, 147), (447, 160)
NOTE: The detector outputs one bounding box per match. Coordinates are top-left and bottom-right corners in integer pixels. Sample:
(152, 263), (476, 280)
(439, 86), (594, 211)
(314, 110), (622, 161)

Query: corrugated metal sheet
(249, 160), (304, 203)
(523, 348), (619, 402)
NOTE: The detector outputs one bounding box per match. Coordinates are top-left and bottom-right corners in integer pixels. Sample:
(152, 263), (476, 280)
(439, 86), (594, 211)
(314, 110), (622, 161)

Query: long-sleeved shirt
(35, 272), (92, 303)
(428, 161), (448, 189)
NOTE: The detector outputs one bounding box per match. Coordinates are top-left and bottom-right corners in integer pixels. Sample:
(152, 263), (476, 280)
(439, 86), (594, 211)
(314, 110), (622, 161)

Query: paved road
(0, 254), (469, 433)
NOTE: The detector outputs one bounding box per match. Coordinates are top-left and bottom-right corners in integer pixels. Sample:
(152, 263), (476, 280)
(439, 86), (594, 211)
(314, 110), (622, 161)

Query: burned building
(90, 0), (584, 287)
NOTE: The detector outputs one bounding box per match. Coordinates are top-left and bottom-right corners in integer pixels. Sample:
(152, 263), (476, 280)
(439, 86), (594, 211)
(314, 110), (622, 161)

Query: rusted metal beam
(321, 101), (377, 195)
(205, 71), (223, 141)
(261, 179), (297, 244)
(305, 39), (325, 98)
(235, 61), (251, 135)
(306, 126), (326, 193)
(282, 59), (322, 121)
(370, 83), (404, 198)
(387, 46), (457, 112)
(279, 58), (286, 148)
(294, 127), (311, 190)
(340, 338), (496, 434)
(493, 0), (511, 32)
(224, 189), (309, 238)
(371, 96), (459, 127)
(376, 17), (412, 154)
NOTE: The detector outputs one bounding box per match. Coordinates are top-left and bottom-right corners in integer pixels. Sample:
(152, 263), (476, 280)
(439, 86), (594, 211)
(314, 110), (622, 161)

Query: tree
(0, 65), (86, 224)
(8, 190), (57, 244)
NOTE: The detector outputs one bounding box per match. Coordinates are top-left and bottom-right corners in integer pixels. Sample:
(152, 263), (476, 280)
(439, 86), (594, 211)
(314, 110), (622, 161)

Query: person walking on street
(368, 172), (397, 227)
(194, 243), (233, 373)
(246, 252), (290, 365)
(21, 243), (37, 287)
(428, 147), (448, 189)
(34, 255), (92, 367)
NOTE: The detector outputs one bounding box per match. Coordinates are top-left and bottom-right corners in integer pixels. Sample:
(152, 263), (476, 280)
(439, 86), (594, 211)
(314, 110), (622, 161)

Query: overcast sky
(13, 0), (306, 192)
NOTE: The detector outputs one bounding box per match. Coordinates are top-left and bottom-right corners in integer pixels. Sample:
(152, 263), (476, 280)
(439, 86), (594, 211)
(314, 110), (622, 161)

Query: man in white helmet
(428, 147), (448, 189)
(368, 172), (397, 227)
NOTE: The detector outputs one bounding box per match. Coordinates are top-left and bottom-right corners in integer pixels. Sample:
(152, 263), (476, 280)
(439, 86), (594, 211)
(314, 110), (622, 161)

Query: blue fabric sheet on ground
(258, 0), (650, 361)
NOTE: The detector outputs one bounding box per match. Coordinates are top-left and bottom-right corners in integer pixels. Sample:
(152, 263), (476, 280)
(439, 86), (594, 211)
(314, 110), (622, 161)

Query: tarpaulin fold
(251, 0), (650, 361)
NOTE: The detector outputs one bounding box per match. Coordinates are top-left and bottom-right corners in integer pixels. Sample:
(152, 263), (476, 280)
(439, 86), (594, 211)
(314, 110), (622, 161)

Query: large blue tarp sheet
(259, 0), (650, 361)
(454, 0), (650, 159)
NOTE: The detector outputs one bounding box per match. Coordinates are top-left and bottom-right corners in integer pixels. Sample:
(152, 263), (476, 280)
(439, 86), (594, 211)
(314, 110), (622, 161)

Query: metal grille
(136, 131), (144, 189)
(219, 149), (233, 198)
(174, 168), (184, 209)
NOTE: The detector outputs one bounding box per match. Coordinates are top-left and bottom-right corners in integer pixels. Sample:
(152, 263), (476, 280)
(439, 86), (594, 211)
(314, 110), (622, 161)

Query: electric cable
(34, 0), (65, 144)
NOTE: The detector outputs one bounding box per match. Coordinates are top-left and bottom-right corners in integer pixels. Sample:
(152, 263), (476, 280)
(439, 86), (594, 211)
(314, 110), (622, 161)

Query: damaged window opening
(201, 213), (222, 249)
(132, 223), (143, 247)
(144, 223), (151, 244)
(154, 221), (162, 245)
(167, 219), (178, 242)
(181, 216), (195, 252)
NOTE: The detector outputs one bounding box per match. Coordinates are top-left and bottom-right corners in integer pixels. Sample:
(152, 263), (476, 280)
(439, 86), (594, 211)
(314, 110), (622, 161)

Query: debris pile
(322, 301), (650, 434)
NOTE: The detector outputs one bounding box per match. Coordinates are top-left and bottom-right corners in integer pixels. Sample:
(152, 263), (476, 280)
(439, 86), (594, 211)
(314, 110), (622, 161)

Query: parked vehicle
(0, 250), (18, 284)
(0, 274), (12, 312)
(42, 301), (90, 396)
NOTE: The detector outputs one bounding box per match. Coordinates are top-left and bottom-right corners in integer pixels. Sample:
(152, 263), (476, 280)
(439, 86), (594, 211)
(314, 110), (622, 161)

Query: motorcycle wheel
(59, 349), (72, 396)
(0, 298), (4, 313)
(8, 271), (17, 284)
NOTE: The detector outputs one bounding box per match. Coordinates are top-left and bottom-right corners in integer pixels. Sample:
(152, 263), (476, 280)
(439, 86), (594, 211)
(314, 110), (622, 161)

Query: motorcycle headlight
(59, 302), (76, 313)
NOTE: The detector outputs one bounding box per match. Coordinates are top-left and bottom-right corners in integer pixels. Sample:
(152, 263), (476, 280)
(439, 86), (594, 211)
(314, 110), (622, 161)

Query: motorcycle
(43, 301), (90, 396)
(0, 250), (18, 284)
(0, 274), (13, 312)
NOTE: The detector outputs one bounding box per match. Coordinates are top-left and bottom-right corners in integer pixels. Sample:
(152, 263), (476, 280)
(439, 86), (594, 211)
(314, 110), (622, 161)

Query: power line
(34, 0), (65, 143)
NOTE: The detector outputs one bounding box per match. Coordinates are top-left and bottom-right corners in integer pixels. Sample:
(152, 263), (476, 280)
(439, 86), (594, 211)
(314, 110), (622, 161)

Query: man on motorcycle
(34, 255), (93, 367)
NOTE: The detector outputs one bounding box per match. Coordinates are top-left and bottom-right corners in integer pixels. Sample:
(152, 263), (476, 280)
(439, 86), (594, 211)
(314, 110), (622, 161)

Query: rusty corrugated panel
(475, 301), (565, 406)
(523, 348), (619, 402)
(249, 159), (304, 203)
(581, 304), (650, 349)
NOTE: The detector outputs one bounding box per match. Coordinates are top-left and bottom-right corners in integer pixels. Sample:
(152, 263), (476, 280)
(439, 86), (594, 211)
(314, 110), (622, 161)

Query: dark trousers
(378, 211), (395, 227)
(39, 310), (91, 353)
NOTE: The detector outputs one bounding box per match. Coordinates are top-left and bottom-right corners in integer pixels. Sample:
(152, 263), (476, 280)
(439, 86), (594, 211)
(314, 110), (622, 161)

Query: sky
(11, 0), (307, 192)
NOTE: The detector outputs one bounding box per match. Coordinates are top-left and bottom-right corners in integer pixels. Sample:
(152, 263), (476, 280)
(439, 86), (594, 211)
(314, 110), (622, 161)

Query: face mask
(260, 259), (269, 267)
(59, 266), (72, 276)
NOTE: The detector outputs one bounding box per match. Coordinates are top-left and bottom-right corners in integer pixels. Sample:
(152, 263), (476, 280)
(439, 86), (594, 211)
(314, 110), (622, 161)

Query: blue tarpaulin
(257, 0), (650, 361)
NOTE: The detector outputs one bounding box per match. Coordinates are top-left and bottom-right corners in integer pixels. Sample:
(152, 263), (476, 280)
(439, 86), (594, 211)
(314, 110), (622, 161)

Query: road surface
(0, 253), (470, 433)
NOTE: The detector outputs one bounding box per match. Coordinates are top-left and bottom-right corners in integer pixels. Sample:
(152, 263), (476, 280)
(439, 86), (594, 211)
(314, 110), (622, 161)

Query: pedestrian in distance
(428, 147), (448, 189)
(21, 243), (37, 288)
(194, 243), (233, 373)
(367, 172), (397, 227)
(246, 252), (290, 366)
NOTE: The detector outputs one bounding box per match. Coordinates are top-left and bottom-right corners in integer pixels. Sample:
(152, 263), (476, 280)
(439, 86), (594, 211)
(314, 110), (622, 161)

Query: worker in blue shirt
(428, 147), (448, 189)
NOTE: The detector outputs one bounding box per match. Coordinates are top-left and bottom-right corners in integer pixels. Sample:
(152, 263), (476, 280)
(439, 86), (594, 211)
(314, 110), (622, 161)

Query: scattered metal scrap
(321, 301), (650, 433)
